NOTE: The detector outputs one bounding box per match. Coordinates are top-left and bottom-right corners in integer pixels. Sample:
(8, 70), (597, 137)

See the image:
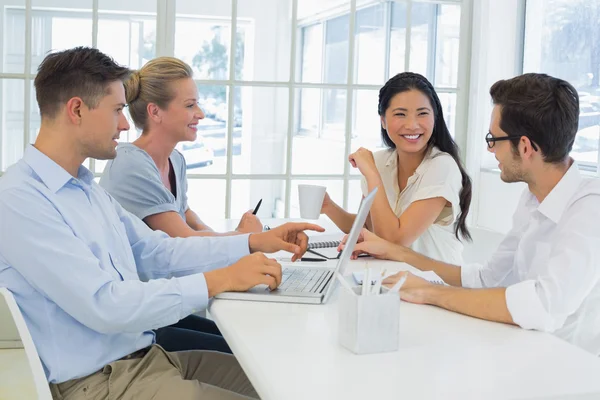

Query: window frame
(0, 0), (471, 219)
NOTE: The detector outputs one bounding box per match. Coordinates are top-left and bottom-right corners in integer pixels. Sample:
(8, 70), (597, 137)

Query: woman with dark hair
(321, 72), (472, 264)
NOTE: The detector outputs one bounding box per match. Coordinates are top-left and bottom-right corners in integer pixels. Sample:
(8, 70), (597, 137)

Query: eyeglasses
(485, 132), (538, 151)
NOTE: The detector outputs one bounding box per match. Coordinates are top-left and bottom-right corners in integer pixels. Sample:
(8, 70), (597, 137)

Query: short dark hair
(489, 73), (579, 163)
(378, 72), (472, 241)
(34, 47), (131, 119)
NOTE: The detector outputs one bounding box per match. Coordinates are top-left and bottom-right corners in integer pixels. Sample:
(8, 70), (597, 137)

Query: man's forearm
(422, 286), (515, 326)
(400, 248), (463, 287)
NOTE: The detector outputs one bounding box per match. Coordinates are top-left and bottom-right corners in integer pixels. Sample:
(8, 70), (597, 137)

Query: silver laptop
(215, 187), (378, 304)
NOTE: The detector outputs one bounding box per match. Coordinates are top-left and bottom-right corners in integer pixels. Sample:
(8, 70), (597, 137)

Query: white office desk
(209, 218), (600, 400)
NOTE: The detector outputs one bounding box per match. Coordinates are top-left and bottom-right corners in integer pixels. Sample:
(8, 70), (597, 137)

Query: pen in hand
(252, 199), (262, 215)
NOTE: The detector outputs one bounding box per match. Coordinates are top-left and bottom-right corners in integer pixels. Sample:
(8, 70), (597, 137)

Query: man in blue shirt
(0, 47), (322, 399)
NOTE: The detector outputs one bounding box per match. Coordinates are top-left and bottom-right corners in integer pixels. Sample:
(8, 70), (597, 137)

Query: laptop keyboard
(279, 268), (331, 293)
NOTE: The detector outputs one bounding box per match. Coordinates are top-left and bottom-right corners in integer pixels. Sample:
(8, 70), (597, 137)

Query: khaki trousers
(49, 345), (259, 400)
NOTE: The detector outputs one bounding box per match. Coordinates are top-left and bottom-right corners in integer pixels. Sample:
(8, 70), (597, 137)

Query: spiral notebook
(308, 239), (341, 249)
(306, 235), (343, 259)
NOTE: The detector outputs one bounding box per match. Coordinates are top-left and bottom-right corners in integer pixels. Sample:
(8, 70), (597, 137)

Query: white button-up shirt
(462, 162), (600, 355)
(361, 146), (464, 265)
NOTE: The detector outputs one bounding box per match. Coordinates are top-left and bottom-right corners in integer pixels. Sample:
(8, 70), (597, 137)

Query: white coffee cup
(298, 184), (326, 219)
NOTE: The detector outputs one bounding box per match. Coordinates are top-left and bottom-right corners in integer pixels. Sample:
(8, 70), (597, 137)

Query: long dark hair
(378, 72), (472, 241)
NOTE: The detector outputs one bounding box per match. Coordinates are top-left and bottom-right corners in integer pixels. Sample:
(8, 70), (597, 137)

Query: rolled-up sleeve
(505, 196), (600, 332)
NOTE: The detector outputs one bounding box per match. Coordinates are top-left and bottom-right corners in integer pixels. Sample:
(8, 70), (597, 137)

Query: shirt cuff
(227, 233), (251, 264)
(460, 263), (484, 288)
(176, 273), (209, 315)
(506, 280), (556, 332)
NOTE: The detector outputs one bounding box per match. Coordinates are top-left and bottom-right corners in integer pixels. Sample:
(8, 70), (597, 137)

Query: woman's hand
(236, 211), (263, 233)
(337, 228), (406, 261)
(349, 148), (379, 180)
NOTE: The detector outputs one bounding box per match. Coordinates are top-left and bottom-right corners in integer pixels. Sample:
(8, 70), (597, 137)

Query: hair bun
(124, 70), (142, 103)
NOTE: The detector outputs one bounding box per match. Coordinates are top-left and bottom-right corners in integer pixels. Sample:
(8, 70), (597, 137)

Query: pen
(372, 268), (386, 295)
(252, 199), (262, 215)
(362, 268), (370, 296)
(300, 257), (327, 262)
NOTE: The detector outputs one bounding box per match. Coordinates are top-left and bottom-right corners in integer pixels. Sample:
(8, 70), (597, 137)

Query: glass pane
(354, 4), (385, 85)
(186, 179), (226, 227)
(572, 125), (599, 166)
(237, 0), (292, 82)
(30, 4), (94, 74)
(409, 2), (435, 79)
(299, 23), (323, 83)
(351, 89), (386, 175)
(175, 0), (232, 80)
(324, 14), (349, 84)
(409, 3), (461, 87)
(98, 0), (157, 69)
(438, 92), (457, 137)
(293, 88), (346, 174)
(233, 86), (288, 174)
(230, 180), (286, 219)
(348, 179), (363, 213)
(290, 179), (343, 218)
(2, 0), (26, 73)
(524, 0), (600, 170)
(434, 5), (461, 88)
(389, 1), (407, 77)
(1, 79), (25, 170)
(181, 84), (229, 174)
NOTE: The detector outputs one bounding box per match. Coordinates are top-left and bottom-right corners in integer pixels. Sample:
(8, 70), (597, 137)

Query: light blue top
(0, 145), (249, 384)
(99, 143), (188, 221)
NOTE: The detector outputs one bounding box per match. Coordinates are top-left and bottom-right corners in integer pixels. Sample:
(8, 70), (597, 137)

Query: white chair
(0, 287), (52, 400)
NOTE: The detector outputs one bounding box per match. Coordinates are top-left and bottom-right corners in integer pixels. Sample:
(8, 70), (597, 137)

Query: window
(1, 1), (156, 171)
(296, 1), (464, 181)
(523, 0), (600, 175)
(0, 0), (469, 220)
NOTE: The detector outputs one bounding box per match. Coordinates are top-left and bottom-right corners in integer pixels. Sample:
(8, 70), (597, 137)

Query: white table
(209, 218), (600, 400)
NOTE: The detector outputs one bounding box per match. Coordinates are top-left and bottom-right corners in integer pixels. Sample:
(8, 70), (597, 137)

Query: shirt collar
(385, 146), (441, 171)
(536, 160), (582, 223)
(23, 145), (94, 193)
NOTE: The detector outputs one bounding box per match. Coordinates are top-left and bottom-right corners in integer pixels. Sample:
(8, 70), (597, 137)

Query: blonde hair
(124, 57), (194, 130)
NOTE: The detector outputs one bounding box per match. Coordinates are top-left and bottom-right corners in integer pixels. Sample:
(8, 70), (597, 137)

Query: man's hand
(204, 252), (282, 297)
(382, 271), (433, 304)
(338, 228), (406, 261)
(248, 222), (325, 261)
(236, 211), (263, 233)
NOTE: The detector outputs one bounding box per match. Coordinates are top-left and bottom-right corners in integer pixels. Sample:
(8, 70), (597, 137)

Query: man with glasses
(342, 73), (600, 355)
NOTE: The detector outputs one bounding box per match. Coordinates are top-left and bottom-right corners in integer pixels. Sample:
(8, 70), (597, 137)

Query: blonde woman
(100, 57), (258, 354)
(100, 57), (261, 237)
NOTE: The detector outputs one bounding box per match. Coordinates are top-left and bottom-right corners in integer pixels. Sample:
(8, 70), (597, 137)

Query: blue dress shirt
(0, 145), (249, 384)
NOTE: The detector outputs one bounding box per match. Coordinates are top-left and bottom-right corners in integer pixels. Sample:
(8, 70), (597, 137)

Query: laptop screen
(322, 187), (378, 303)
